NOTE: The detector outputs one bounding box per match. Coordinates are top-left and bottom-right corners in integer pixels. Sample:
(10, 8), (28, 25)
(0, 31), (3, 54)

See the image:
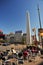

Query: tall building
(26, 11), (31, 44)
(15, 30), (22, 43)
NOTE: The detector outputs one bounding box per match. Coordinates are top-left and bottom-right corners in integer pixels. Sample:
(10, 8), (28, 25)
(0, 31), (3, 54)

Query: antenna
(37, 4), (42, 28)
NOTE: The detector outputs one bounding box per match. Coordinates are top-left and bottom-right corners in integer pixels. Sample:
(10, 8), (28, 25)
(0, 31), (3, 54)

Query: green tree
(22, 36), (26, 44)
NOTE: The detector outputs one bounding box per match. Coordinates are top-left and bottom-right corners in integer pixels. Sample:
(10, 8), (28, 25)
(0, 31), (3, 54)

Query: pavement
(0, 44), (26, 51)
(17, 56), (43, 65)
(0, 55), (43, 65)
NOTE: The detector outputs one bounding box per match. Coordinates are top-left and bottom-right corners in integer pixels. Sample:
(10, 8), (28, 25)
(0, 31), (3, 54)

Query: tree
(22, 36), (26, 44)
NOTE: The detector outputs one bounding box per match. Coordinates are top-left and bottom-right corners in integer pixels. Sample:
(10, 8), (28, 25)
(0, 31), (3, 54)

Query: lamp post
(32, 28), (36, 45)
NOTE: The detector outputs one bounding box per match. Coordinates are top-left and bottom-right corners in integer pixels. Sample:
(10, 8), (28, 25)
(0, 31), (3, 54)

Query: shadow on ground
(38, 62), (43, 65)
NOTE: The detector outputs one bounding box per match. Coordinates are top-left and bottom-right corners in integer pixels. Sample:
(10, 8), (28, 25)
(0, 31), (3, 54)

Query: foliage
(0, 39), (8, 43)
(22, 36), (26, 44)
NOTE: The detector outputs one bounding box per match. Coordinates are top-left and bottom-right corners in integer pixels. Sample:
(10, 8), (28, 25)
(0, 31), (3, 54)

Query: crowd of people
(0, 45), (43, 65)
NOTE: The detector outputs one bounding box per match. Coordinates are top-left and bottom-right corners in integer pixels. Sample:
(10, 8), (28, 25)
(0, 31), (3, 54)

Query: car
(2, 43), (10, 46)
(2, 43), (7, 46)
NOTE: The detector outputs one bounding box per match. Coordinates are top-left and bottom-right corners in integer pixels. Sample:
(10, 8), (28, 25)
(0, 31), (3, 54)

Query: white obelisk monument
(26, 11), (31, 45)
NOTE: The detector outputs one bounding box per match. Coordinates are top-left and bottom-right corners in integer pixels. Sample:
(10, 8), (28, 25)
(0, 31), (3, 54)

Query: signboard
(38, 28), (43, 36)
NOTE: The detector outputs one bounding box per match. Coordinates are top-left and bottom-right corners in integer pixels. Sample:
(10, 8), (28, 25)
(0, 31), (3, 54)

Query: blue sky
(0, 0), (43, 35)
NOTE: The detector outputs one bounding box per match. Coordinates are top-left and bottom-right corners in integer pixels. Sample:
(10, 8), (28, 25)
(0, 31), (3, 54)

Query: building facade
(0, 30), (5, 40)
(15, 30), (22, 43)
(5, 32), (15, 43)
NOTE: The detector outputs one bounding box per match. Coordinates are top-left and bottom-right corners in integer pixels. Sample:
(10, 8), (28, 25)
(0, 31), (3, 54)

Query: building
(6, 32), (15, 43)
(15, 30), (22, 43)
(5, 31), (22, 43)
(0, 30), (5, 40)
(9, 32), (15, 43)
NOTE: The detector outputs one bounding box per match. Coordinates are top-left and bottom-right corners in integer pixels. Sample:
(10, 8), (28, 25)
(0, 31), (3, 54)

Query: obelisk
(26, 11), (31, 45)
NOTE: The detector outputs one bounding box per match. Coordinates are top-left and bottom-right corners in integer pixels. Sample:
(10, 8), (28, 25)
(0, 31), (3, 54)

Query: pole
(37, 4), (42, 28)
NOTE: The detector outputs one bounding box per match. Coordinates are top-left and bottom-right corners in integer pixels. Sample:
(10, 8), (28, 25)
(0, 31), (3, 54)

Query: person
(38, 50), (41, 56)
(18, 52), (22, 57)
(23, 50), (28, 60)
(31, 47), (35, 60)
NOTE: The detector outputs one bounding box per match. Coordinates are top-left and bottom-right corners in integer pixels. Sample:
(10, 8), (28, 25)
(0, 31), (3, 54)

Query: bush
(0, 39), (8, 43)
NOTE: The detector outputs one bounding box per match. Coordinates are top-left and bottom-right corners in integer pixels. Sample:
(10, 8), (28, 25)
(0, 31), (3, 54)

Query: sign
(38, 28), (43, 36)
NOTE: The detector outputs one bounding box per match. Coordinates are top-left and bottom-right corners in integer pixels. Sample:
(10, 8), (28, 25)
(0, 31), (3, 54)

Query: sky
(0, 0), (43, 36)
